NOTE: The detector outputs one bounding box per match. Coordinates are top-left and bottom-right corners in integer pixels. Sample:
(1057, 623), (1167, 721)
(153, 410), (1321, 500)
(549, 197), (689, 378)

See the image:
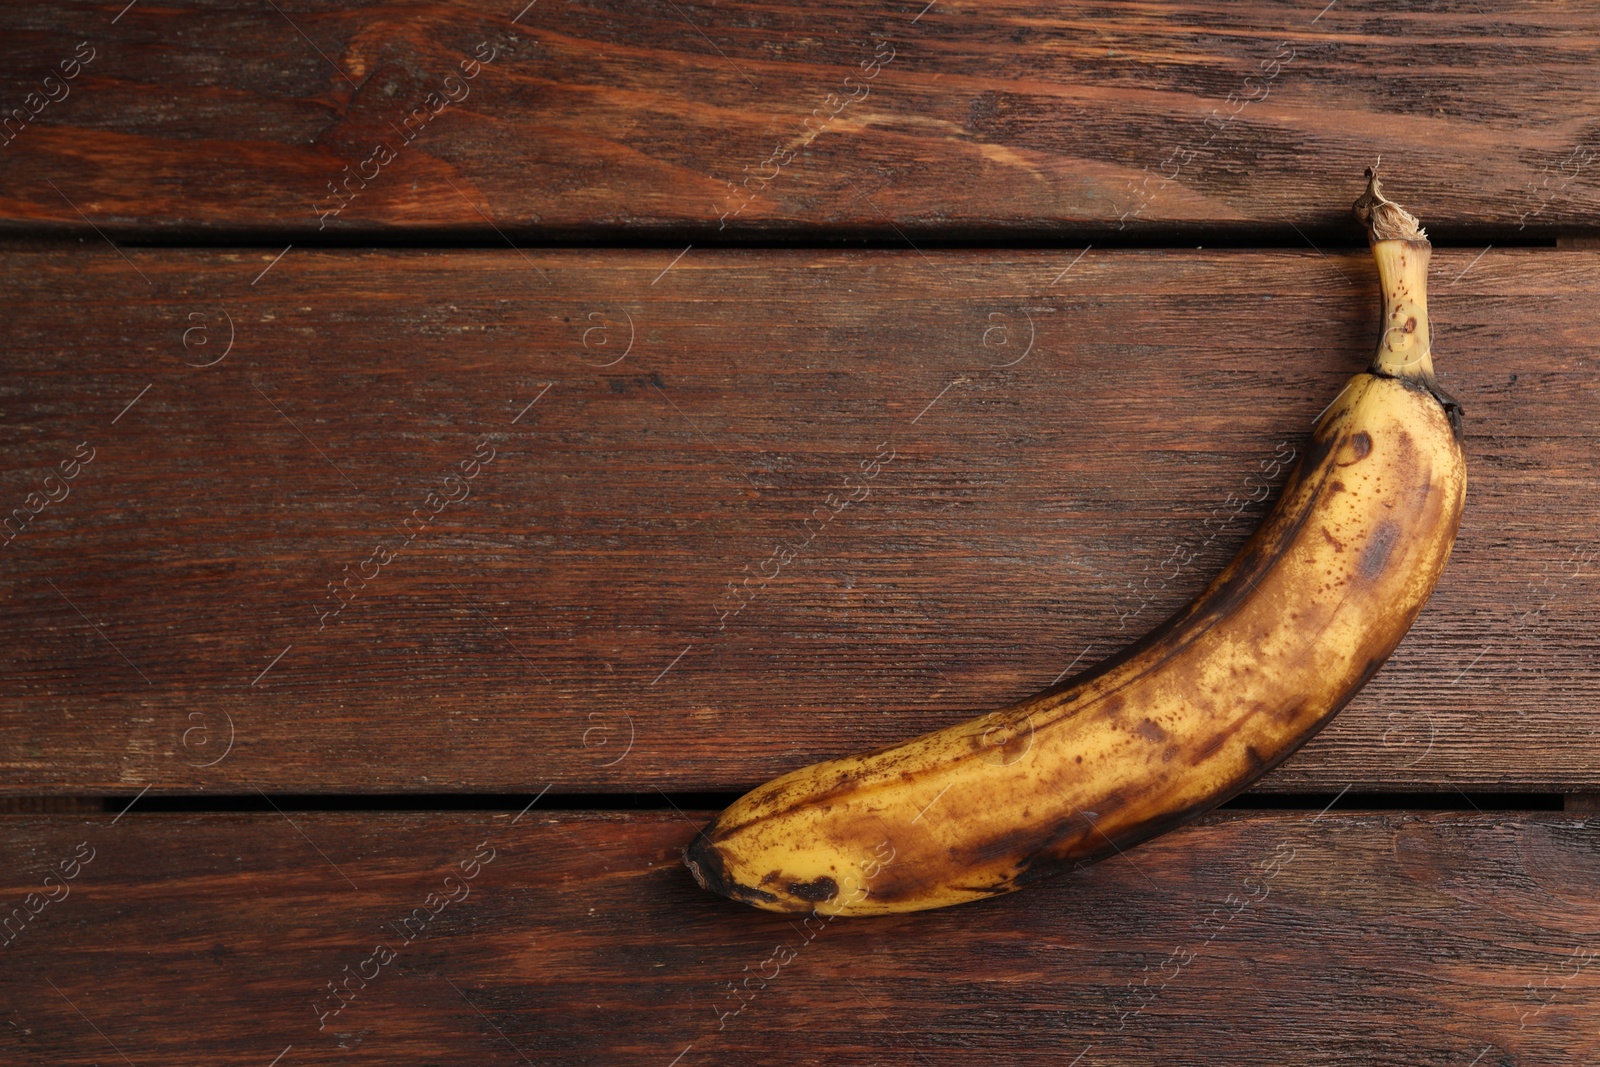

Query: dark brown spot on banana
(1361, 519), (1401, 580)
(1137, 718), (1169, 743)
(787, 876), (838, 903)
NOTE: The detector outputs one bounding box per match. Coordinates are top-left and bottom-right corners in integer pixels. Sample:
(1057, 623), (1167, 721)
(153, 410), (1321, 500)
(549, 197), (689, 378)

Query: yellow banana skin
(685, 173), (1466, 916)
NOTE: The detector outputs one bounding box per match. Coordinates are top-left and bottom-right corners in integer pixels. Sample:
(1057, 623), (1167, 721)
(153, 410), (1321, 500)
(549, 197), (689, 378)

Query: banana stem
(1353, 169), (1433, 381)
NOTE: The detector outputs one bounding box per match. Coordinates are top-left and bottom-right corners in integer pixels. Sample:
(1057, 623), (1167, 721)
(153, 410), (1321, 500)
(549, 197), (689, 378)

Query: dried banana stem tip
(1353, 167), (1426, 243)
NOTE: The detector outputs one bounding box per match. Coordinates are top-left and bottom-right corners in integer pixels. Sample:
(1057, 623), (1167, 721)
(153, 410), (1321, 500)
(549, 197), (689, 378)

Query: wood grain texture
(0, 247), (1595, 794)
(0, 2), (1598, 234)
(1, 809), (1597, 1065)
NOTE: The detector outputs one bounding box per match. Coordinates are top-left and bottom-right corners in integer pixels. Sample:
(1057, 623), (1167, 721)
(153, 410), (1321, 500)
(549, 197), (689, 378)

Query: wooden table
(2, 3), (1597, 1063)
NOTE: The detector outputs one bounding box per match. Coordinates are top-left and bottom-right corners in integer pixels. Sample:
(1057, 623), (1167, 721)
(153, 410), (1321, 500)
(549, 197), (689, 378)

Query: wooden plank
(0, 2), (1598, 234)
(1, 809), (1596, 1064)
(0, 246), (1595, 794)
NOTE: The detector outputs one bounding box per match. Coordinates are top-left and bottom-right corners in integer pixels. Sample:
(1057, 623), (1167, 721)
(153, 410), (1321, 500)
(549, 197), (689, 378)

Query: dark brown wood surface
(1, 2), (1598, 235)
(3, 809), (1597, 1065)
(5, 3), (1596, 1061)
(1, 246), (1595, 794)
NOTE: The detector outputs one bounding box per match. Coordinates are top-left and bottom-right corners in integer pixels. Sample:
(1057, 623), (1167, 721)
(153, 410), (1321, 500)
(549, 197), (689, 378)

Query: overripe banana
(685, 171), (1466, 916)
